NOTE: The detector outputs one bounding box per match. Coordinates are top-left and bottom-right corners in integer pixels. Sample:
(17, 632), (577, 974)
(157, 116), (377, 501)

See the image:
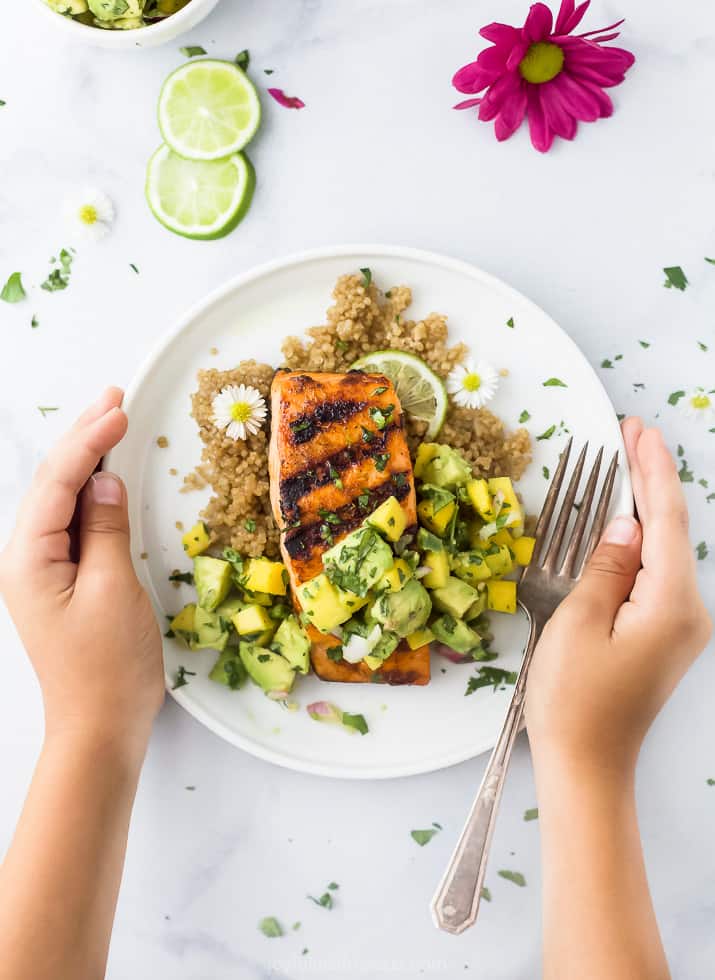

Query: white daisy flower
(212, 384), (267, 441)
(446, 358), (500, 409)
(681, 387), (715, 423)
(63, 188), (115, 242)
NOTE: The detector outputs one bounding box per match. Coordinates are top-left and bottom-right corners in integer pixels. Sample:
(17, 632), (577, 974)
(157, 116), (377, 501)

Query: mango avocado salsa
(45, 0), (190, 30)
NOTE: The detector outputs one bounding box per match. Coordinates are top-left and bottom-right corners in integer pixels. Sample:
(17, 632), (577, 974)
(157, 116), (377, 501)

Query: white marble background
(1, 1), (714, 977)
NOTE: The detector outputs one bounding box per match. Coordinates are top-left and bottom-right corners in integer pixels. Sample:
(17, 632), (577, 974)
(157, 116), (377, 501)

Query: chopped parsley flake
(31, 314), (39, 328)
(392, 472), (408, 488)
(543, 377), (567, 388)
(168, 570), (194, 585)
(523, 808), (539, 821)
(536, 424), (556, 441)
(318, 509), (341, 525)
(181, 45), (207, 56)
(465, 667), (517, 695)
(506, 317), (514, 328)
(329, 465), (343, 489)
(37, 406), (59, 418)
(360, 267), (372, 289)
(361, 425), (375, 443)
(1, 271), (26, 303)
(696, 541), (708, 561)
(244, 518), (256, 532)
(481, 887), (492, 902)
(678, 458), (694, 483)
(41, 249), (74, 292)
(601, 359), (613, 369)
(235, 49), (250, 70)
(172, 666), (196, 690)
(698, 341), (709, 352)
(129, 263), (139, 274)
(290, 418), (312, 433)
(639, 340), (650, 348)
(258, 917), (283, 937)
(411, 827), (440, 846)
(518, 410), (530, 423)
(668, 390), (686, 406)
(372, 386), (388, 396)
(706, 258), (715, 265)
(342, 711), (368, 735)
(308, 891), (334, 909)
(374, 453), (390, 472)
(542, 466), (550, 480)
(498, 870), (526, 887)
(663, 266), (688, 290)
(707, 778), (715, 785)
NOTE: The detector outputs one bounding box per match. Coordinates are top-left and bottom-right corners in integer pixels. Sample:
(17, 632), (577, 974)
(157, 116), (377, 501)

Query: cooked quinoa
(187, 273), (531, 554)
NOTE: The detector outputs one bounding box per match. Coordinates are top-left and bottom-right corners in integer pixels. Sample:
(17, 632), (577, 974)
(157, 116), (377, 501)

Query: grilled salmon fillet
(268, 369), (430, 686)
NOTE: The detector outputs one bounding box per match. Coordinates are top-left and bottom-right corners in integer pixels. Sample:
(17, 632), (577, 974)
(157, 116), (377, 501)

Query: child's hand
(526, 418), (712, 770)
(0, 388), (164, 751)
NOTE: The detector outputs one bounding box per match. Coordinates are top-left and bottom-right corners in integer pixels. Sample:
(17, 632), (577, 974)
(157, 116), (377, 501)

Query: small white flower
(681, 387), (715, 423)
(446, 358), (500, 409)
(63, 188), (115, 242)
(212, 384), (267, 441)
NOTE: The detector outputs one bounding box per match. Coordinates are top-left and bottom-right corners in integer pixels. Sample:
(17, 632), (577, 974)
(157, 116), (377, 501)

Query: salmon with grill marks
(268, 369), (430, 685)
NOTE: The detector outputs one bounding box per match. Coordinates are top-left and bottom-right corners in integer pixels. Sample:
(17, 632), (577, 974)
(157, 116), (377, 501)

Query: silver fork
(431, 439), (619, 935)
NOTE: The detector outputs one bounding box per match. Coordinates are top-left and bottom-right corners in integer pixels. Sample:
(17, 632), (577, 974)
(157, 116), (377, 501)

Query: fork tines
(532, 438), (619, 580)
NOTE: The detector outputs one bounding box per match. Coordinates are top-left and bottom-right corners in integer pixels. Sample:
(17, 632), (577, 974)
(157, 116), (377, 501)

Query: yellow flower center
(463, 372), (482, 392)
(519, 42), (565, 84)
(691, 394), (711, 410)
(230, 401), (252, 423)
(79, 204), (98, 226)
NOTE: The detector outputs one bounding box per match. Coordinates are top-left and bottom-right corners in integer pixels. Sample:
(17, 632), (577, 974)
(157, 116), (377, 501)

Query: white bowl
(31, 0), (222, 48)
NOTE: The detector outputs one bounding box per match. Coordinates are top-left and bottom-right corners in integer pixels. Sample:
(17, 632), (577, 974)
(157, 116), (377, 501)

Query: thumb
(571, 515), (642, 626)
(79, 471), (132, 572)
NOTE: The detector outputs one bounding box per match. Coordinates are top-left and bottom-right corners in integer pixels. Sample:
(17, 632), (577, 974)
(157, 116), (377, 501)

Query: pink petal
(523, 3), (553, 42)
(578, 17), (625, 39)
(539, 81), (578, 140)
(557, 0), (591, 35)
(478, 71), (522, 122)
(452, 62), (501, 94)
(479, 22), (521, 47)
(267, 88), (305, 109)
(477, 45), (512, 71)
(549, 73), (603, 121)
(554, 0), (576, 34)
(570, 77), (614, 116)
(526, 86), (554, 152)
(506, 41), (530, 71)
(454, 97), (483, 110)
(494, 84), (528, 141)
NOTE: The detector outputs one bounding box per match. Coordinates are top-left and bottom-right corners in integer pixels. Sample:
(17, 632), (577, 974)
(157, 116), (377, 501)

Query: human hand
(526, 418), (712, 772)
(0, 388), (164, 755)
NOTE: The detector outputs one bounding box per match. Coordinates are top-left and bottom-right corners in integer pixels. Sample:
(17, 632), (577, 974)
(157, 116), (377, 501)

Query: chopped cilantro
(639, 340), (651, 348)
(290, 418), (312, 433)
(536, 424), (556, 441)
(543, 378), (567, 388)
(360, 267), (372, 289)
(264, 68), (274, 75)
(308, 891), (334, 909)
(327, 646), (343, 662)
(1, 271), (26, 303)
(392, 472), (408, 488)
(172, 665), (196, 690)
(668, 390), (686, 406)
(357, 491), (370, 509)
(465, 666), (517, 695)
(523, 808), (539, 821)
(663, 266), (688, 290)
(601, 359), (613, 369)
(335, 339), (348, 352)
(678, 459), (694, 483)
(633, 382), (645, 391)
(327, 882), (339, 890)
(411, 828), (439, 846)
(369, 404), (394, 429)
(31, 314), (39, 328)
(374, 453), (390, 472)
(41, 249), (74, 292)
(168, 570), (193, 584)
(506, 317), (514, 328)
(234, 49), (250, 70)
(498, 870), (526, 887)
(481, 887), (492, 902)
(696, 542), (708, 560)
(129, 263), (139, 274)
(181, 45), (207, 56)
(244, 518), (256, 532)
(342, 711), (368, 735)
(318, 509), (341, 525)
(372, 386), (388, 396)
(292, 921), (301, 931)
(542, 466), (550, 480)
(37, 406), (59, 418)
(0, 100), (5, 107)
(706, 258), (715, 265)
(677, 444), (684, 457)
(518, 410), (530, 423)
(258, 916), (283, 937)
(329, 465), (343, 488)
(319, 523), (334, 544)
(361, 425), (375, 443)
(707, 778), (715, 786)
(698, 341), (709, 352)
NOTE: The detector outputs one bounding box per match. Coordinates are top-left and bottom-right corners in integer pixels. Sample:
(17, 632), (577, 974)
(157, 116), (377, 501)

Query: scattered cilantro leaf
(41, 249), (74, 292)
(523, 808), (539, 822)
(308, 891), (334, 909)
(465, 667), (517, 695)
(172, 665), (196, 690)
(506, 317), (514, 328)
(0, 100), (5, 107)
(678, 459), (694, 483)
(696, 542), (708, 560)
(663, 266), (688, 290)
(292, 921), (301, 931)
(542, 466), (550, 480)
(1, 271), (26, 303)
(360, 267), (372, 289)
(31, 314), (39, 328)
(235, 49), (250, 70)
(668, 390), (686, 406)
(707, 778), (715, 786)
(639, 340), (651, 348)
(601, 359), (613, 369)
(342, 712), (368, 735)
(698, 341), (708, 352)
(543, 378), (567, 388)
(168, 570), (193, 584)
(244, 518), (256, 532)
(327, 882), (339, 891)
(37, 406), (59, 418)
(258, 917), (283, 938)
(480, 887), (491, 902)
(498, 870), (526, 887)
(411, 828), (439, 846)
(374, 453), (390, 472)
(706, 258), (715, 265)
(536, 424), (556, 441)
(633, 382), (645, 391)
(130, 263), (139, 275)
(518, 410), (530, 423)
(181, 45), (207, 57)
(264, 68), (274, 74)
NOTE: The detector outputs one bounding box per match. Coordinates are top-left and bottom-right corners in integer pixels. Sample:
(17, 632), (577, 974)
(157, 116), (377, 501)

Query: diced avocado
(431, 575), (479, 619)
(422, 550), (450, 589)
(417, 445), (472, 489)
(414, 443), (440, 478)
(451, 551), (491, 585)
(431, 614), (483, 654)
(487, 580), (517, 613)
(182, 521), (211, 558)
(483, 544), (514, 578)
(191, 606), (229, 652)
(416, 527), (444, 552)
(243, 558), (287, 596)
(239, 588), (272, 607)
(488, 477), (524, 533)
(369, 630), (401, 662)
(366, 495), (407, 542)
(268, 601), (292, 621)
(417, 498), (456, 537)
(296, 572), (354, 633)
(193, 556), (232, 612)
(512, 536), (536, 566)
(271, 615), (310, 674)
(376, 558), (412, 594)
(214, 595), (246, 620)
(370, 579), (432, 638)
(465, 589), (488, 620)
(233, 604), (274, 640)
(209, 650), (247, 689)
(169, 603), (196, 635)
(466, 479), (495, 521)
(238, 642), (295, 694)
(363, 654), (383, 671)
(322, 526), (393, 597)
(406, 627), (434, 650)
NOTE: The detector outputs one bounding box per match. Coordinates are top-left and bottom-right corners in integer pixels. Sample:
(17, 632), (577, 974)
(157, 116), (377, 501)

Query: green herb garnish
(678, 459), (694, 483)
(259, 917), (283, 937)
(543, 378), (567, 387)
(498, 870), (526, 887)
(290, 418), (312, 433)
(698, 341), (709, 352)
(465, 666), (517, 695)
(523, 808), (539, 821)
(329, 465), (343, 489)
(361, 425), (375, 443)
(181, 45), (207, 56)
(601, 359), (613, 369)
(169, 570), (193, 584)
(37, 406), (59, 418)
(235, 49), (250, 70)
(518, 410), (530, 423)
(172, 666), (196, 690)
(244, 518), (256, 532)
(374, 453), (390, 472)
(308, 891), (334, 909)
(411, 827), (440, 846)
(360, 267), (372, 289)
(129, 263), (139, 274)
(542, 466), (550, 480)
(342, 712), (368, 735)
(1, 271), (26, 303)
(663, 266), (688, 290)
(536, 424), (556, 441)
(668, 390), (686, 406)
(506, 317), (514, 328)
(41, 249), (74, 292)
(481, 887), (492, 902)
(31, 314), (39, 328)
(318, 509), (341, 525)
(639, 340), (650, 348)
(696, 542), (708, 560)
(372, 386), (388, 396)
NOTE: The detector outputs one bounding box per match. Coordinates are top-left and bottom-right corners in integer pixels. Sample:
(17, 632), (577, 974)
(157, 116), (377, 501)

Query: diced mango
(233, 605), (274, 637)
(486, 580), (517, 613)
(512, 536), (536, 566)
(182, 521), (211, 558)
(451, 551), (491, 585)
(467, 479), (495, 521)
(406, 627), (434, 650)
(243, 558), (287, 596)
(483, 544), (514, 578)
(376, 558), (413, 593)
(414, 443), (440, 479)
(493, 528), (515, 548)
(239, 589), (272, 606)
(417, 498), (456, 536)
(488, 477), (524, 532)
(422, 550), (450, 589)
(338, 588), (371, 614)
(366, 495), (408, 542)
(364, 654), (384, 671)
(169, 603), (196, 634)
(296, 573), (354, 633)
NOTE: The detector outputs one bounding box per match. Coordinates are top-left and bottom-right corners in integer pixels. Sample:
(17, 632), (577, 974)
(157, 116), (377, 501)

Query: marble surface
(1, 1), (715, 977)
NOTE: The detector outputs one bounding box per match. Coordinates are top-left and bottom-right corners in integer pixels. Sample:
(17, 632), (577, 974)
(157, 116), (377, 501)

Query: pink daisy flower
(453, 0), (635, 152)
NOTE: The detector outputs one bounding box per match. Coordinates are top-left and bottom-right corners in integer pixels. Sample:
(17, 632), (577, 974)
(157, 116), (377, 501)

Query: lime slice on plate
(158, 59), (261, 161)
(146, 145), (255, 240)
(351, 349), (448, 439)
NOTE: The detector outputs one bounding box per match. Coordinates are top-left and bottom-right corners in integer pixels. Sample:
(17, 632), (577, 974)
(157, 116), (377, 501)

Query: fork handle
(431, 607), (542, 934)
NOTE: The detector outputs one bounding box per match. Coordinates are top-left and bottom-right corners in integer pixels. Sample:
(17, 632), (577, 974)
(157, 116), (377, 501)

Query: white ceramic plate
(106, 245), (632, 780)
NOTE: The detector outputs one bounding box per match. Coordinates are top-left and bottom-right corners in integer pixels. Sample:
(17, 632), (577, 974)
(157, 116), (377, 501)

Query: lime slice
(158, 59), (261, 161)
(351, 350), (448, 439)
(146, 145), (255, 240)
